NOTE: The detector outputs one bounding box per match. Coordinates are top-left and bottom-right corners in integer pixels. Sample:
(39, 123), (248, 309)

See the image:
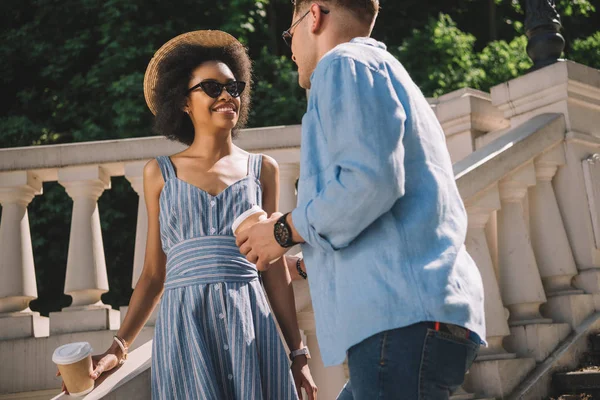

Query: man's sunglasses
(188, 80), (246, 99)
(282, 6), (330, 47)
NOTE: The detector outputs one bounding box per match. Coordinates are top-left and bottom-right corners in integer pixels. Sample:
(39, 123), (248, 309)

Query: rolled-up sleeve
(292, 57), (407, 252)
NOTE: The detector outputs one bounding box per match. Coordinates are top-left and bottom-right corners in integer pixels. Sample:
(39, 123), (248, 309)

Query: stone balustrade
(2, 61), (600, 400)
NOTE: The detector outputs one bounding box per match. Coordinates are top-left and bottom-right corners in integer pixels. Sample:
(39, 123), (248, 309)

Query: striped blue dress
(151, 154), (298, 400)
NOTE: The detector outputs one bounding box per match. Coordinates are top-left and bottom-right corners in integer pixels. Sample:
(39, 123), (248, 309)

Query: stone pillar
(297, 310), (346, 400)
(0, 171), (48, 339)
(428, 88), (509, 163)
(50, 166), (119, 334)
(465, 186), (513, 359)
(530, 148), (594, 327)
(497, 163), (550, 325)
(572, 153), (600, 310)
(490, 59), (600, 312)
(125, 161), (148, 289)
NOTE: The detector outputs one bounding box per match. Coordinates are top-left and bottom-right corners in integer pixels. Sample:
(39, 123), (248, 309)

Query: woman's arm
(259, 155), (317, 400)
(90, 159), (167, 379)
(259, 155), (304, 353)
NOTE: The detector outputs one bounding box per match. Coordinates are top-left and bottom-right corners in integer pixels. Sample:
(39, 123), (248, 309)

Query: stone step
(589, 334), (600, 352)
(553, 369), (600, 396)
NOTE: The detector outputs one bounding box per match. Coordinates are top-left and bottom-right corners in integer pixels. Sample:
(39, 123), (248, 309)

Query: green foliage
(393, 14), (486, 97)
(570, 31), (600, 68)
(250, 47), (307, 126)
(477, 35), (532, 92)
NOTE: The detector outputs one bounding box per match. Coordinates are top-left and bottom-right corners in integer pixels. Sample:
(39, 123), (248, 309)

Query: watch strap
(289, 346), (310, 360)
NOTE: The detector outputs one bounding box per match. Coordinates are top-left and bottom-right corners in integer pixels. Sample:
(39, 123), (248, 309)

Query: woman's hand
(55, 342), (122, 394)
(291, 356), (317, 400)
(90, 341), (124, 380)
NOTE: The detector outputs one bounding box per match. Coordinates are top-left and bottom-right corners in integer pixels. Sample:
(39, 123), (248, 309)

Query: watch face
(275, 221), (291, 245)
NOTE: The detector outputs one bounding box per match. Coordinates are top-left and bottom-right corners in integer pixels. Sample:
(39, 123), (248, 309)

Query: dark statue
(524, 0), (565, 70)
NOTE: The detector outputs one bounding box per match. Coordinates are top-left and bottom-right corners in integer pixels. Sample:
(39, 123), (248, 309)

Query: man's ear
(309, 3), (327, 34)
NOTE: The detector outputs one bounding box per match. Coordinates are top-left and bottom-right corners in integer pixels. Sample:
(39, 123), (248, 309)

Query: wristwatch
(290, 347), (311, 361)
(274, 213), (297, 248)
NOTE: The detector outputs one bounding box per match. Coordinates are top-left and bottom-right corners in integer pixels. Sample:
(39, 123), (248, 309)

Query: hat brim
(143, 30), (241, 115)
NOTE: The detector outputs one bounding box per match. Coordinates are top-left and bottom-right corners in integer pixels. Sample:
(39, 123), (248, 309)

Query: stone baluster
(497, 163), (571, 363)
(50, 166), (119, 334)
(530, 147), (594, 328)
(497, 163), (550, 325)
(297, 310), (346, 400)
(465, 186), (513, 359)
(0, 171), (48, 339)
(463, 185), (538, 399)
(125, 161), (148, 289)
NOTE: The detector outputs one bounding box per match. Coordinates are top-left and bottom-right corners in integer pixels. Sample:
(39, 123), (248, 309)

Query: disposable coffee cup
(232, 206), (280, 264)
(53, 342), (94, 397)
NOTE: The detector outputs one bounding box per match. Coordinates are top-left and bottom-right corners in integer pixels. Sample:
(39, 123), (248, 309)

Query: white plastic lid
(52, 342), (93, 365)
(232, 205), (264, 234)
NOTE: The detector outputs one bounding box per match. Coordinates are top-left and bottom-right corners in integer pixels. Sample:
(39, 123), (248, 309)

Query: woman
(80, 31), (317, 400)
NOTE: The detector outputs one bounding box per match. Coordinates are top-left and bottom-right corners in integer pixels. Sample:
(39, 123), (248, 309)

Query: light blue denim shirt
(291, 38), (486, 367)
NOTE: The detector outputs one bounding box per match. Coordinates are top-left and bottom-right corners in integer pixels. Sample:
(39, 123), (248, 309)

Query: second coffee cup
(52, 342), (94, 397)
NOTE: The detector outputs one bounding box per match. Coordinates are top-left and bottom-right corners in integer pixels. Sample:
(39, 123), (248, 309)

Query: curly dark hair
(153, 43), (252, 146)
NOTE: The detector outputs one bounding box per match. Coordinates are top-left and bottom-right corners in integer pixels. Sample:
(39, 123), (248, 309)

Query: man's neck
(316, 32), (362, 64)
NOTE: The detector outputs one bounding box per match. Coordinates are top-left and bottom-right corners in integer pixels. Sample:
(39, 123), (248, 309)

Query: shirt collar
(310, 37), (387, 83)
(349, 37), (386, 50)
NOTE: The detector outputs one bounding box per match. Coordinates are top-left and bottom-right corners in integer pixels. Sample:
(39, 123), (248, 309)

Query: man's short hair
(293, 0), (379, 24)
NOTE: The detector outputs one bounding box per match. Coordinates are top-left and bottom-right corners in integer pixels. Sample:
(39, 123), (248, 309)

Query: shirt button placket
(209, 198), (218, 235)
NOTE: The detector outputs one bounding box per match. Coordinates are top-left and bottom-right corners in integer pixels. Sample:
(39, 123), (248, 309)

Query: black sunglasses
(282, 6), (330, 47)
(188, 80), (246, 99)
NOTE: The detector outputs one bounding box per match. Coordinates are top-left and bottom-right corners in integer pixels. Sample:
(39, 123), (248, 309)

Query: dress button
(228, 374), (233, 380)
(210, 200), (216, 207)
(219, 313), (225, 319)
(210, 227), (216, 234)
(224, 344), (229, 350)
(215, 283), (221, 291)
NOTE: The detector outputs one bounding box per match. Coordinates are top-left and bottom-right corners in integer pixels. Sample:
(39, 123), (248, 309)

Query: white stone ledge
(454, 113), (566, 202)
(50, 340), (152, 400)
(0, 327), (154, 395)
(0, 125), (301, 177)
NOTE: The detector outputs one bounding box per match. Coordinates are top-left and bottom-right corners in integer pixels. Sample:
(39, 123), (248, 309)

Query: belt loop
(434, 321), (440, 331)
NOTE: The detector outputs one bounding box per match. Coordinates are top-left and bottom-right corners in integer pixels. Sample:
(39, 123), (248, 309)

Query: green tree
(570, 31), (600, 68)
(392, 14), (486, 97)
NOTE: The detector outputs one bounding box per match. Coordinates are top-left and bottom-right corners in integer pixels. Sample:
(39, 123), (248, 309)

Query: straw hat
(143, 30), (242, 115)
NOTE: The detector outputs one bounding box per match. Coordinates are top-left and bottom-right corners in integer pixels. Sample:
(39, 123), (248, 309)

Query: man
(236, 1), (486, 398)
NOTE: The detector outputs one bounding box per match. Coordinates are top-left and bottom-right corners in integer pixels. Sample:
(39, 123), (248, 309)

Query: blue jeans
(337, 322), (479, 400)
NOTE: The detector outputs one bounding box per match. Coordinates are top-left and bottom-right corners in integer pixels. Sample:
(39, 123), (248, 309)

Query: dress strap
(156, 156), (176, 182)
(248, 153), (263, 180)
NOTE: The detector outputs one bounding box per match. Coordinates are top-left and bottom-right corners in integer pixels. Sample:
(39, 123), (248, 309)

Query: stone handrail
(50, 340), (153, 400)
